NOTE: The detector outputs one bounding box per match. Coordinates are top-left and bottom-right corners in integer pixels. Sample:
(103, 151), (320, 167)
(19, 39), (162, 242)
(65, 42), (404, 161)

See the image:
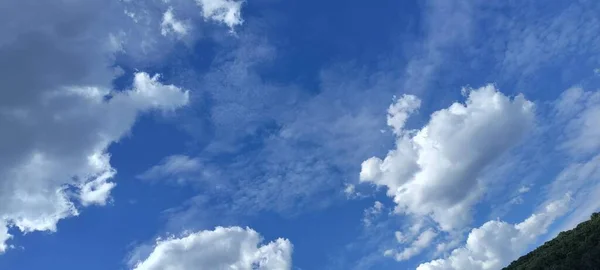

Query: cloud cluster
(377, 84), (600, 268)
(417, 194), (571, 270)
(0, 0), (189, 253)
(358, 0), (600, 267)
(131, 227), (292, 270)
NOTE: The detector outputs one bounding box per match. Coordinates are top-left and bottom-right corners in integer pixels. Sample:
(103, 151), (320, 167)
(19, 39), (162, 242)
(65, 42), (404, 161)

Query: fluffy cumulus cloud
(417, 194), (571, 270)
(132, 227), (292, 270)
(360, 85), (535, 231)
(196, 0), (244, 30)
(0, 0), (189, 252)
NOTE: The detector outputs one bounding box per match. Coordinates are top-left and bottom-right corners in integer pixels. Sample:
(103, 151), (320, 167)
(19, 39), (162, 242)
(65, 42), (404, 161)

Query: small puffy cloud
(131, 227), (292, 270)
(386, 94), (421, 135)
(161, 7), (190, 37)
(196, 0), (244, 30)
(363, 201), (385, 227)
(518, 186), (530, 194)
(360, 85), (535, 231)
(417, 194), (571, 270)
(344, 183), (358, 198)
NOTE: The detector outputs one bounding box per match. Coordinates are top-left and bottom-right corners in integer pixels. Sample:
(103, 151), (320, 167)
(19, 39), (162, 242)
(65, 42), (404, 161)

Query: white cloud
(417, 194), (571, 270)
(196, 0), (244, 30)
(363, 201), (385, 227)
(131, 226), (292, 270)
(518, 186), (530, 194)
(343, 183), (358, 198)
(360, 85), (535, 231)
(386, 228), (437, 261)
(161, 7), (190, 37)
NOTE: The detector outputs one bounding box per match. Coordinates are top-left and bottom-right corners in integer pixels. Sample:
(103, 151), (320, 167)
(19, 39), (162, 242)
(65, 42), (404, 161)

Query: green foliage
(504, 213), (600, 270)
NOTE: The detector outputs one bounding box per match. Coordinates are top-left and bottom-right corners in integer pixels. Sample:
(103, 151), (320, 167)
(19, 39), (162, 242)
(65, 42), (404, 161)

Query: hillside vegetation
(504, 213), (600, 270)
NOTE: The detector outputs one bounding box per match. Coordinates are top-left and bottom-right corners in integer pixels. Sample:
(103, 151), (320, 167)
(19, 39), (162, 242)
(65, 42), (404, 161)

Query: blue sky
(1, 0), (600, 269)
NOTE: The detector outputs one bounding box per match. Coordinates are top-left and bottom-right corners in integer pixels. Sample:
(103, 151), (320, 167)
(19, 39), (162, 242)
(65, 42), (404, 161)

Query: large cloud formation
(0, 0), (189, 252)
(360, 85), (535, 232)
(131, 227), (292, 270)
